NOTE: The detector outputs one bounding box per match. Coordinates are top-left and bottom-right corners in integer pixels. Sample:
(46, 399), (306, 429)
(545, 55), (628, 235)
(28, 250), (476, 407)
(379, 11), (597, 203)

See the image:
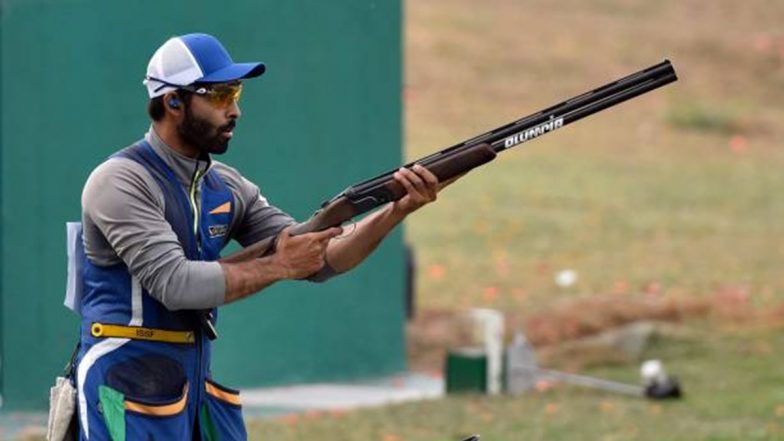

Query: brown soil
(407, 290), (784, 373)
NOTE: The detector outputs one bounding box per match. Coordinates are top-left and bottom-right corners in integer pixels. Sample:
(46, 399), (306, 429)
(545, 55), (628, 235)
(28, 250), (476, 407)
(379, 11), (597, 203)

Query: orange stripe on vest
(209, 201), (231, 214)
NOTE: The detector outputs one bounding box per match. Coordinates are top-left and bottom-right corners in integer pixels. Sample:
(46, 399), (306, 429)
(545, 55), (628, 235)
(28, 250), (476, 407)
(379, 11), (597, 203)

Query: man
(73, 33), (440, 440)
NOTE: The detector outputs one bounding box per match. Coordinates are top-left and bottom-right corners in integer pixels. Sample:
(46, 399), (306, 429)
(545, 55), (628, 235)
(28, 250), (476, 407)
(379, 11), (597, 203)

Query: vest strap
(90, 322), (195, 344)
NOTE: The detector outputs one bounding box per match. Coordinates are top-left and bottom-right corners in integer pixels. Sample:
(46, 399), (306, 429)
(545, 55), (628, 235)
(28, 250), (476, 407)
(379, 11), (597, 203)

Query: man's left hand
(391, 164), (440, 216)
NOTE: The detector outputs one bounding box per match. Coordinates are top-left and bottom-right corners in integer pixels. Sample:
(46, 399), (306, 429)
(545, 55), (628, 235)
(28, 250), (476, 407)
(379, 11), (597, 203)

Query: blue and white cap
(143, 33), (266, 98)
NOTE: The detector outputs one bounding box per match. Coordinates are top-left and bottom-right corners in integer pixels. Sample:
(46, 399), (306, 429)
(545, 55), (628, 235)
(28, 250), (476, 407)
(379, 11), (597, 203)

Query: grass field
(245, 0), (784, 439)
(249, 325), (784, 440)
(405, 0), (784, 314)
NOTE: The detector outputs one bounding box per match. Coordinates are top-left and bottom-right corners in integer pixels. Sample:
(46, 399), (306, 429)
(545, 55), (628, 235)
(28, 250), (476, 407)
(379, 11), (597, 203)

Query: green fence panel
(0, 0), (403, 410)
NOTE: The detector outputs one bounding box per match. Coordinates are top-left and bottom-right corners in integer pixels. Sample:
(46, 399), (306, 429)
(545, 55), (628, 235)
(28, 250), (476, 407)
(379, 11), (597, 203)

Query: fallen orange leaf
(482, 286), (499, 303)
(612, 280), (630, 295)
(643, 281), (662, 295)
(535, 379), (555, 392)
(729, 135), (747, 154)
(427, 264), (446, 280)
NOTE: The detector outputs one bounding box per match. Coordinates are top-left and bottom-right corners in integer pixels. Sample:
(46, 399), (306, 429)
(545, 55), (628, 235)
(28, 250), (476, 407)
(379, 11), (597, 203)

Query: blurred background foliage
(250, 0), (784, 439)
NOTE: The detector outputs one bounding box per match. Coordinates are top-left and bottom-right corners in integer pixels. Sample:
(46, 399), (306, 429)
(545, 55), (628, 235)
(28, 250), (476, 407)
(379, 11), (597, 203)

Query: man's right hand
(221, 225), (343, 304)
(272, 225), (343, 279)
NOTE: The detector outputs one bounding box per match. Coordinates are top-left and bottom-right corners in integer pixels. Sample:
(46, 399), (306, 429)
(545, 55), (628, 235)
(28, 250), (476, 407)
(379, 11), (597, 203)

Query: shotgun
(222, 60), (677, 264)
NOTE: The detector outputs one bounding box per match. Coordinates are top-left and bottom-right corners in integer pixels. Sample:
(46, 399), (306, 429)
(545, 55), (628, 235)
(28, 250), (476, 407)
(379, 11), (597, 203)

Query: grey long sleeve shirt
(81, 129), (295, 310)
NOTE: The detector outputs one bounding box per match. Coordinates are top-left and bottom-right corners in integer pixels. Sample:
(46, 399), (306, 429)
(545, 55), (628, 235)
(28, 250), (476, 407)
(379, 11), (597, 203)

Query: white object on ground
(469, 308), (505, 395)
(641, 359), (666, 385)
(554, 269), (578, 287)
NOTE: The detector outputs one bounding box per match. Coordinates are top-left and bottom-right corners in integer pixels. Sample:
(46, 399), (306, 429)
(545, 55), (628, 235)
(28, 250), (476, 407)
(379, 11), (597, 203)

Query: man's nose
(226, 101), (241, 119)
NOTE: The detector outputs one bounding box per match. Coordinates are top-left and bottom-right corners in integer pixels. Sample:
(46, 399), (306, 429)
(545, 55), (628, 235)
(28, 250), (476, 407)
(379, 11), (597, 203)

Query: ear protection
(168, 97), (180, 108)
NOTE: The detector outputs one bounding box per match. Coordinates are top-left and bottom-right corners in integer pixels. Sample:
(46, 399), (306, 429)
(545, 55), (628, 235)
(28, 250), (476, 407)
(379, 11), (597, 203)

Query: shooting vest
(74, 140), (245, 440)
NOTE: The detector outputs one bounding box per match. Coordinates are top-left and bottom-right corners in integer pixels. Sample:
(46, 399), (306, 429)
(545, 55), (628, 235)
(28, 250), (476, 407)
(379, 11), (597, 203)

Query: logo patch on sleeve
(208, 224), (229, 238)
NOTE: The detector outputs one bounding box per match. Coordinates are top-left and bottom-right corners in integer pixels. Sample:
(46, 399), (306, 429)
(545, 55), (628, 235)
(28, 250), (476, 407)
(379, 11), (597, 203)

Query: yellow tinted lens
(207, 83), (242, 107)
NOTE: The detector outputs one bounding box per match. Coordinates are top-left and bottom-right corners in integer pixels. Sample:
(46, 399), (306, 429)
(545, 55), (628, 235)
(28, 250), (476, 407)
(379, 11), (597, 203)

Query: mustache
(220, 121), (236, 132)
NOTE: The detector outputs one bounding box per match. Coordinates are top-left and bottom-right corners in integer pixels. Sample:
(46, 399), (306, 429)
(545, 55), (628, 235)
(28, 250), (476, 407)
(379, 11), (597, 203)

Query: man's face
(176, 82), (241, 155)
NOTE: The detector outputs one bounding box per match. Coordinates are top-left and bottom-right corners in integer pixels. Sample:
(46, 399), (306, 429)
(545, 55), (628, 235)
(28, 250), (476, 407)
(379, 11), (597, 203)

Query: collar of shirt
(145, 127), (212, 188)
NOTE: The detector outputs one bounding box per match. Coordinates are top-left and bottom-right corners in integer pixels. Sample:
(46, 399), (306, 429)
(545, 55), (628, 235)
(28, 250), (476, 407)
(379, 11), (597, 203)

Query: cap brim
(198, 62), (266, 83)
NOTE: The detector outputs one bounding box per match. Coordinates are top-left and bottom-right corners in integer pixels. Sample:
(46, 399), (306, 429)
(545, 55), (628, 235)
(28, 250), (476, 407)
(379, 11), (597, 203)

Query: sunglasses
(147, 76), (243, 108)
(181, 82), (243, 108)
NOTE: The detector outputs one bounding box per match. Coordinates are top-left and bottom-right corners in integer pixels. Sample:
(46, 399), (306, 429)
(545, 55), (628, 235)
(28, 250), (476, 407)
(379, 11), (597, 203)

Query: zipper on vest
(189, 163), (205, 254)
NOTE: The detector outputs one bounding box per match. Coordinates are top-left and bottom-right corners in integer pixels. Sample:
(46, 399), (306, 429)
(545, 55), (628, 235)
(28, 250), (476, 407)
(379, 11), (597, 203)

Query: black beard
(177, 104), (234, 155)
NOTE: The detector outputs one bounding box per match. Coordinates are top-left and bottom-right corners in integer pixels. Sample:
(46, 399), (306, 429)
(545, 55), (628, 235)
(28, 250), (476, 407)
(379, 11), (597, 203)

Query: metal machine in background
(446, 309), (682, 399)
(457, 348), (680, 439)
(505, 332), (682, 400)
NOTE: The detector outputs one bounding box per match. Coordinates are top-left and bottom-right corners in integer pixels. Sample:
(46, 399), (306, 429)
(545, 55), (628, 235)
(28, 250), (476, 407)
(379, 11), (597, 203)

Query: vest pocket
(97, 383), (190, 441)
(124, 383), (191, 440)
(201, 378), (247, 441)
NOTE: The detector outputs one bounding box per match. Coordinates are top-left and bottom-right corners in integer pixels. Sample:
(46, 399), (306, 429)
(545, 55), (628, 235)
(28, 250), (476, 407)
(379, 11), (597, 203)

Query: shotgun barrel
(341, 60), (677, 207)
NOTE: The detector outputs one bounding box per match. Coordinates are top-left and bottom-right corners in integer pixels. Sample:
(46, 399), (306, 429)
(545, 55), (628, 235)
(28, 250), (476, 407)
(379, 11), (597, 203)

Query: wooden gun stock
(220, 143), (497, 263)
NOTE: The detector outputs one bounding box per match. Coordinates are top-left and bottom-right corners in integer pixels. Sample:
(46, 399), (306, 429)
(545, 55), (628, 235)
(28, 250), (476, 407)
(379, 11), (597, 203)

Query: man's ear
(164, 92), (182, 112)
